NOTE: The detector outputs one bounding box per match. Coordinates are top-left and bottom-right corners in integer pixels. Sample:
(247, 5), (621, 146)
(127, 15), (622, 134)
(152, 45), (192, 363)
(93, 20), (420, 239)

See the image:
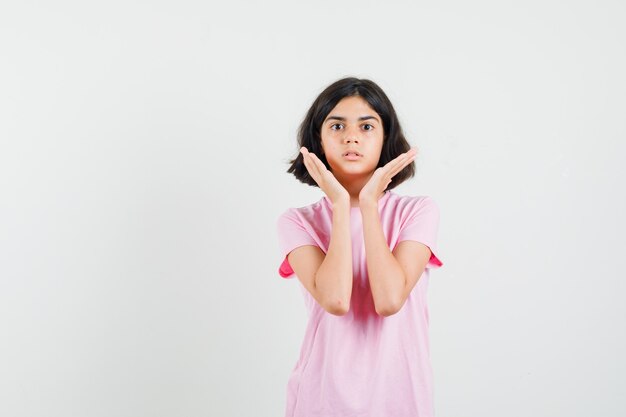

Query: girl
(276, 77), (444, 417)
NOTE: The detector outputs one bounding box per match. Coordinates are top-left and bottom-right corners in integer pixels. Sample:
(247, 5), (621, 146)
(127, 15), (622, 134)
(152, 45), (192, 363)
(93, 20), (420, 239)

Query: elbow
(322, 297), (350, 316)
(375, 298), (403, 317)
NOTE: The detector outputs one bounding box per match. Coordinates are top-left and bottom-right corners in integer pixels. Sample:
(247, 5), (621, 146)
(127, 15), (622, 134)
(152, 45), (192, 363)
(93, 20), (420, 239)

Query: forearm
(360, 202), (406, 316)
(315, 201), (353, 314)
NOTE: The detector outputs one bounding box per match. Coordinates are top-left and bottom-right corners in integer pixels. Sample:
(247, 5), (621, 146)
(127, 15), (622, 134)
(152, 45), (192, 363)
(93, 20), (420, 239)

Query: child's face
(320, 95), (384, 181)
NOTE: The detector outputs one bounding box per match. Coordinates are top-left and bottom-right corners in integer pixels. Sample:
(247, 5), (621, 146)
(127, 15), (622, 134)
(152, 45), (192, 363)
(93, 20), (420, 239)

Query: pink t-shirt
(276, 190), (443, 417)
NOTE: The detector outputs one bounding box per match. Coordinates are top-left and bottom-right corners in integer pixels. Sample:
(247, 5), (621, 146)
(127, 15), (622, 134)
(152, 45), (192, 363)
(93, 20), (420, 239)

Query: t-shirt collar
(322, 190), (393, 210)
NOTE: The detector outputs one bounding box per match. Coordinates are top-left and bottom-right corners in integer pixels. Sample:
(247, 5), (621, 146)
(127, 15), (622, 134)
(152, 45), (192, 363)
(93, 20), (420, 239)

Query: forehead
(327, 96), (379, 118)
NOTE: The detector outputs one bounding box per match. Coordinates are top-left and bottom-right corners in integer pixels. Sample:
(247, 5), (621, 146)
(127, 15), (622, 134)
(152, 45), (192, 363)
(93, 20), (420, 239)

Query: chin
(336, 168), (374, 178)
(329, 161), (374, 176)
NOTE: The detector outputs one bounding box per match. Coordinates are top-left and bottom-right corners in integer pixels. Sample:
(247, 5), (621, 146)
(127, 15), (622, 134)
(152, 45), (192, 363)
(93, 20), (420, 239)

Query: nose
(343, 126), (359, 144)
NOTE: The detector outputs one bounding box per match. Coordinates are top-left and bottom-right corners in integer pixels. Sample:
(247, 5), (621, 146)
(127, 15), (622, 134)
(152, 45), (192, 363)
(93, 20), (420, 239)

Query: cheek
(366, 135), (383, 150)
(321, 138), (338, 154)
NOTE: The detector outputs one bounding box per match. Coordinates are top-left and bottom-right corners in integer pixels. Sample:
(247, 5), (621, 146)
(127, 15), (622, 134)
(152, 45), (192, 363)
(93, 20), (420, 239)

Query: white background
(1, 1), (625, 416)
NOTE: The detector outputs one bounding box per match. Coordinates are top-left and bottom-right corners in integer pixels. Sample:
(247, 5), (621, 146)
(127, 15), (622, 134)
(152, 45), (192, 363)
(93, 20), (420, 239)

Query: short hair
(287, 77), (415, 190)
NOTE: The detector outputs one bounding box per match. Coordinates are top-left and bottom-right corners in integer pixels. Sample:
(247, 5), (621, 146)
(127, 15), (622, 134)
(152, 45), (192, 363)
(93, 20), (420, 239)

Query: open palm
(359, 148), (417, 204)
(300, 147), (350, 205)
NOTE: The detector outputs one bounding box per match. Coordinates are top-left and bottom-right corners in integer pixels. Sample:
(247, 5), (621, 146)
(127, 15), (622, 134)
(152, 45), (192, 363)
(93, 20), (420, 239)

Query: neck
(336, 174), (385, 208)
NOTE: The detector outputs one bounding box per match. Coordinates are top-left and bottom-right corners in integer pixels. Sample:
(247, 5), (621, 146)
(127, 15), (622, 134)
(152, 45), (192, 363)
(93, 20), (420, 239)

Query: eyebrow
(324, 115), (380, 123)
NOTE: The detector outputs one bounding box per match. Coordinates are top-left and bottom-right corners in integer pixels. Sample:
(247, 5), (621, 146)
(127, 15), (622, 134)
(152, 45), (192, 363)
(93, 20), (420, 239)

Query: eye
(362, 123), (374, 131)
(330, 123), (344, 131)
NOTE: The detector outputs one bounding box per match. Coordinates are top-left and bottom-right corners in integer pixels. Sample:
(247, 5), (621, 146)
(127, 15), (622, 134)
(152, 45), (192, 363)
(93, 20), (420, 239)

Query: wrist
(358, 194), (378, 207)
(358, 199), (378, 211)
(331, 198), (351, 211)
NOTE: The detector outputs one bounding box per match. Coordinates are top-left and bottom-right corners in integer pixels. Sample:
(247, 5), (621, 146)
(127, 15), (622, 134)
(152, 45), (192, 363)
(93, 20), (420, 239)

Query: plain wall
(1, 1), (625, 416)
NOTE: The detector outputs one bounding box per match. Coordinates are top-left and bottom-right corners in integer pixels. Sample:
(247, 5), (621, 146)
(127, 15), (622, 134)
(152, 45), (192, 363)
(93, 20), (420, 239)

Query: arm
(356, 148), (422, 316)
(286, 147), (354, 315)
(361, 202), (432, 316)
(287, 200), (353, 315)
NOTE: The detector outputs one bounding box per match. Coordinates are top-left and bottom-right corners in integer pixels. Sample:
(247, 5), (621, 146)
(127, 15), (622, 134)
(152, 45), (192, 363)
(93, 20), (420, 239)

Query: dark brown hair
(287, 77), (415, 190)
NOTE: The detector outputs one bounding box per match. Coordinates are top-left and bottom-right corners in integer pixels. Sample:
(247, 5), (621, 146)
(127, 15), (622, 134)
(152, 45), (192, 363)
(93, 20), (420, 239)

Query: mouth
(343, 151), (362, 161)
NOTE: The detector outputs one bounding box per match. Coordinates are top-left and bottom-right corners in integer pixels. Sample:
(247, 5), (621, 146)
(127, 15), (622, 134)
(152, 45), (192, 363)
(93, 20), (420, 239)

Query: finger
(308, 151), (330, 174)
(387, 151), (416, 178)
(394, 148), (417, 165)
(301, 148), (322, 184)
(304, 150), (327, 180)
(388, 155), (415, 177)
(383, 150), (415, 175)
(308, 153), (344, 189)
(394, 149), (417, 169)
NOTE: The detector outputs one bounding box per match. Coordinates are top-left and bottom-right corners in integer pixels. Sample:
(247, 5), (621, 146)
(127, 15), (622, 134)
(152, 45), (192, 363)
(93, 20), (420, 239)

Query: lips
(343, 150), (362, 157)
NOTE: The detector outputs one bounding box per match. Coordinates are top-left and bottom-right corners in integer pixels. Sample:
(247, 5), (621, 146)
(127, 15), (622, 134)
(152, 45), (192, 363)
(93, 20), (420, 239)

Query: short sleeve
(397, 196), (443, 269)
(276, 209), (319, 278)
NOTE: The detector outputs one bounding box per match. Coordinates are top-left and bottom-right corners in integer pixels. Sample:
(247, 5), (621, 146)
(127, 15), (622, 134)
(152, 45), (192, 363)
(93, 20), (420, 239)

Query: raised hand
(359, 148), (417, 205)
(300, 147), (350, 205)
